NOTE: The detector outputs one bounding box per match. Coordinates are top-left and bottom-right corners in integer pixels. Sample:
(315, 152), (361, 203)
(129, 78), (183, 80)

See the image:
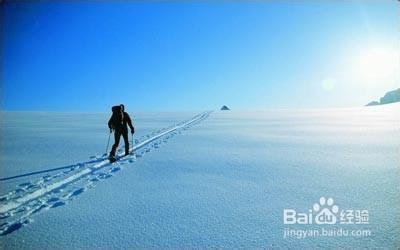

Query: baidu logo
(313, 197), (339, 224)
(283, 197), (371, 239)
(283, 197), (369, 225)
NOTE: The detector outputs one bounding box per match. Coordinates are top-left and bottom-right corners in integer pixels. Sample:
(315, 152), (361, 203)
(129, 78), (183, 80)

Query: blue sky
(2, 1), (399, 111)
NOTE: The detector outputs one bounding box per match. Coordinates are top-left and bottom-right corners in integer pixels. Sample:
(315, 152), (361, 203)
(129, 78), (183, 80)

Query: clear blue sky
(2, 1), (399, 112)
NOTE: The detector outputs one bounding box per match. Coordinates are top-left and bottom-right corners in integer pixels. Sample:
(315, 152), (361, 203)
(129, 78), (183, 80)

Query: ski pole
(105, 130), (112, 155)
(130, 132), (134, 154)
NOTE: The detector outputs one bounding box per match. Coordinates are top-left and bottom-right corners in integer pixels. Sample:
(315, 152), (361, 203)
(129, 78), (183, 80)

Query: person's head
(120, 104), (125, 112)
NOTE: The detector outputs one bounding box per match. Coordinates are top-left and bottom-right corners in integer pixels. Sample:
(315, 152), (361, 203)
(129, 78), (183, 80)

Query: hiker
(108, 104), (135, 158)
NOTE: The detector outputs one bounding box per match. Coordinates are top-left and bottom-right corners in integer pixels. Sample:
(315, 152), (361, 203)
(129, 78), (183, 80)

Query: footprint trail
(0, 111), (211, 236)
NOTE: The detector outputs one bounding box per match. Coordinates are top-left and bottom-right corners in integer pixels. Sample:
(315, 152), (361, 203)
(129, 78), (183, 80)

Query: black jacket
(108, 111), (134, 132)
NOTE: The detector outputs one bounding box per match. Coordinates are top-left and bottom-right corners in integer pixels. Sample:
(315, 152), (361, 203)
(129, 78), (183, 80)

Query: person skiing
(108, 104), (135, 160)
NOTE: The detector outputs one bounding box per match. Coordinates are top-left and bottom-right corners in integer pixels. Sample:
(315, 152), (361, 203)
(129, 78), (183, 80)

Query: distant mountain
(380, 89), (400, 104)
(366, 88), (400, 106)
(366, 101), (380, 106)
(220, 105), (230, 110)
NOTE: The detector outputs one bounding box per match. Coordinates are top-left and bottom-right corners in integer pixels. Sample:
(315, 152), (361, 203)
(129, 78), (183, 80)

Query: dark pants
(110, 129), (129, 157)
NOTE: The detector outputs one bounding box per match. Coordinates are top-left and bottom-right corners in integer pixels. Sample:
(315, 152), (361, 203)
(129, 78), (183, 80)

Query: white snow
(0, 111), (210, 215)
(0, 105), (399, 248)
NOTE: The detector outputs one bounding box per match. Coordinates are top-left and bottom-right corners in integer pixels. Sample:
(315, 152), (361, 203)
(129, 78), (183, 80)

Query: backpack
(111, 105), (124, 126)
(112, 105), (121, 113)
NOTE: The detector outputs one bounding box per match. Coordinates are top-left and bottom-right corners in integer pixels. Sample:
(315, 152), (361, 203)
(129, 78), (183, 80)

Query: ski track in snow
(0, 111), (211, 236)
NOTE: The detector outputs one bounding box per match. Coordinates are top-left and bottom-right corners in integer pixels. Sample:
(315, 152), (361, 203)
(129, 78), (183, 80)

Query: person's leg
(110, 130), (122, 157)
(122, 131), (129, 155)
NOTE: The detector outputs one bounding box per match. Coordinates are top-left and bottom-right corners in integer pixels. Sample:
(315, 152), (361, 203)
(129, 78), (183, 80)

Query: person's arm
(108, 114), (114, 132)
(125, 113), (135, 134)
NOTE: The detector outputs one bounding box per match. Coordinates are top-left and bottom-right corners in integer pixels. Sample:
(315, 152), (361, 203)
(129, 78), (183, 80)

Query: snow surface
(0, 105), (399, 248)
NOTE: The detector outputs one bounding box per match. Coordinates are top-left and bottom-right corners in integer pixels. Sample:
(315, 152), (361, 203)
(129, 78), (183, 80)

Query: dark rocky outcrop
(366, 101), (380, 106)
(220, 105), (230, 110)
(366, 88), (400, 106)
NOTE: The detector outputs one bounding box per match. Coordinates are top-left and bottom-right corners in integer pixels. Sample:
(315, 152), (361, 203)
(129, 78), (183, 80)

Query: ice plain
(0, 104), (399, 248)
